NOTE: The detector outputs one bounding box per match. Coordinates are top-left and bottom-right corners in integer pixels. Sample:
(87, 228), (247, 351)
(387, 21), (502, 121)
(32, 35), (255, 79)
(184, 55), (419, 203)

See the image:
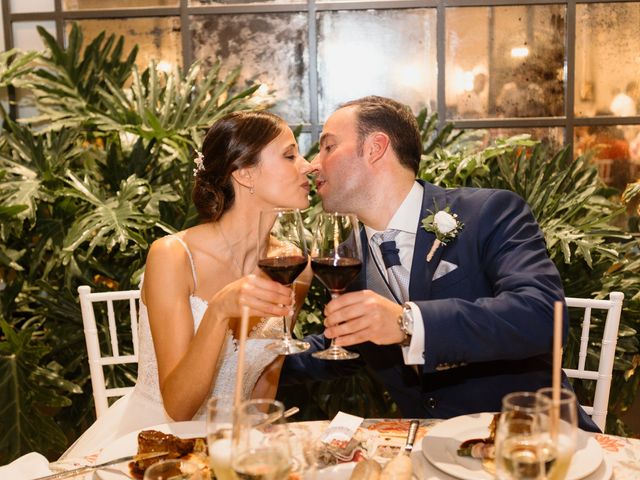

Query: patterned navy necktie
(372, 230), (410, 303)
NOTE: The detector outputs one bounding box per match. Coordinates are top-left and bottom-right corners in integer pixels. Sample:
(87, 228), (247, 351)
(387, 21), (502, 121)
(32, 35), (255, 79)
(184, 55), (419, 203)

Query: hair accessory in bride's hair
(193, 151), (205, 177)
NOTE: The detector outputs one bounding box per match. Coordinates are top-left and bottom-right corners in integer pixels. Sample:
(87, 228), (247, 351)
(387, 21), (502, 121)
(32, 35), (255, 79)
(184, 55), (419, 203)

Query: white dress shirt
(365, 181), (426, 365)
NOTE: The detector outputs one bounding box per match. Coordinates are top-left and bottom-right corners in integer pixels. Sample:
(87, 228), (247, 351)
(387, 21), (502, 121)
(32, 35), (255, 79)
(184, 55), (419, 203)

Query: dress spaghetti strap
(172, 235), (198, 291)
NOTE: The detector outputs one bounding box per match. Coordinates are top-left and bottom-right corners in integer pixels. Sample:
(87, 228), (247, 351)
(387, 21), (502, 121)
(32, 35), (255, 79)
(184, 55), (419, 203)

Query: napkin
(322, 411), (364, 443)
(0, 452), (53, 479)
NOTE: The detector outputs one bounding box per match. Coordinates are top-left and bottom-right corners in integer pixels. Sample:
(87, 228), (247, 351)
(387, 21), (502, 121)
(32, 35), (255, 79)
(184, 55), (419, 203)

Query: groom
(282, 95), (599, 432)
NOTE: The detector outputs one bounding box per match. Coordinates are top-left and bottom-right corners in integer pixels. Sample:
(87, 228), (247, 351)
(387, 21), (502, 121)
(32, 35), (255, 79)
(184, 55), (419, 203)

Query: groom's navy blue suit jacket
(282, 181), (599, 432)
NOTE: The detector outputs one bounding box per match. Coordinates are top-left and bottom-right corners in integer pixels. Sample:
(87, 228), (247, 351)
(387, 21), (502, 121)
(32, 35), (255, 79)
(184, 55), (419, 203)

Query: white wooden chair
(78, 285), (141, 418)
(564, 291), (624, 432)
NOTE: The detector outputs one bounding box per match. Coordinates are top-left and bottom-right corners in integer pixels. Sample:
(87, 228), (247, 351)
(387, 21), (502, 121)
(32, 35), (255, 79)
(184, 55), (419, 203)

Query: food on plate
(317, 428), (380, 467)
(129, 429), (209, 479)
(456, 413), (503, 476)
(456, 413), (500, 459)
(380, 453), (412, 480)
(349, 459), (382, 480)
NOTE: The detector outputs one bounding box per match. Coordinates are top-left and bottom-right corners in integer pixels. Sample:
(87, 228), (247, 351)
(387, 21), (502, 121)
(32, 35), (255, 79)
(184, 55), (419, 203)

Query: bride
(63, 110), (312, 458)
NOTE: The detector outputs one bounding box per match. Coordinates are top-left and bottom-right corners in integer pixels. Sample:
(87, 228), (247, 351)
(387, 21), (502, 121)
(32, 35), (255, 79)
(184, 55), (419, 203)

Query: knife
(404, 419), (420, 455)
(35, 451), (168, 480)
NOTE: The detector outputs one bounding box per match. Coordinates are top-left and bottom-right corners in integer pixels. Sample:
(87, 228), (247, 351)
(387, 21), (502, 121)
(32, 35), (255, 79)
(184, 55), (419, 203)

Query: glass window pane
(466, 127), (564, 152)
(318, 9), (436, 122)
(297, 131), (313, 158)
(191, 13), (309, 124)
(64, 0), (178, 9)
(190, 0), (300, 5)
(575, 3), (640, 118)
(68, 18), (182, 73)
(446, 7), (489, 119)
(448, 5), (565, 120)
(13, 21), (55, 51)
(575, 125), (640, 190)
(10, 0), (54, 13)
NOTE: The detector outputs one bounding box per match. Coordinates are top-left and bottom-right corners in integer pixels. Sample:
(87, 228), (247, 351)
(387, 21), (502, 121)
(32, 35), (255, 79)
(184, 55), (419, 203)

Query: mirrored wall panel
(190, 0), (300, 5)
(191, 13), (309, 124)
(10, 0), (54, 13)
(447, 5), (566, 119)
(67, 17), (182, 73)
(317, 9), (437, 121)
(575, 3), (640, 118)
(64, 0), (178, 9)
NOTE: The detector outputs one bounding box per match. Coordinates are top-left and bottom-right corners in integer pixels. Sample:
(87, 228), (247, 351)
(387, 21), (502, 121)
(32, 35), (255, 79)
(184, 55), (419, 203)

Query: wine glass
(143, 459), (206, 480)
(257, 208), (310, 355)
(536, 387), (578, 480)
(310, 212), (363, 360)
(206, 396), (236, 480)
(495, 391), (551, 480)
(231, 399), (292, 480)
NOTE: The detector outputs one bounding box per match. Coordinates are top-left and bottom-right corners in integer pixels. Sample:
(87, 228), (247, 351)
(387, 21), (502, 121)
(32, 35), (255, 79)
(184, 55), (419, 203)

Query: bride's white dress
(62, 236), (281, 459)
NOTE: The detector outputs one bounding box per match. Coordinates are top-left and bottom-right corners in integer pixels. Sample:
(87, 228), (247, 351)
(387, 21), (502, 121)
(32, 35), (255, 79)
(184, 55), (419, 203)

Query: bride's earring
(249, 185), (255, 195)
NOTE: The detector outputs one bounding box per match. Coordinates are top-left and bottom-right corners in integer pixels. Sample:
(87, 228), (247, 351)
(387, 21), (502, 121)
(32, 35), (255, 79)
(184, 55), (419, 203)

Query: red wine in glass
(310, 212), (362, 360)
(310, 257), (362, 292)
(257, 208), (310, 355)
(258, 256), (307, 286)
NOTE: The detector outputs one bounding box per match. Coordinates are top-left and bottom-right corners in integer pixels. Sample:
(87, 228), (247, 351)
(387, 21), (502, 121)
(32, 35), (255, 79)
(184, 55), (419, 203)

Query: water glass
(231, 398), (292, 480)
(143, 459), (205, 480)
(536, 387), (578, 480)
(495, 391), (550, 480)
(206, 396), (236, 480)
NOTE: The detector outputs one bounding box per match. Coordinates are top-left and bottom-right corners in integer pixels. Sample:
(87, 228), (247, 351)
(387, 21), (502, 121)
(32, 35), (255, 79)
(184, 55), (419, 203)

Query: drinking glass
(310, 212), (362, 360)
(257, 208), (310, 355)
(536, 387), (578, 480)
(206, 397), (236, 480)
(143, 459), (206, 480)
(495, 391), (551, 480)
(231, 398), (292, 480)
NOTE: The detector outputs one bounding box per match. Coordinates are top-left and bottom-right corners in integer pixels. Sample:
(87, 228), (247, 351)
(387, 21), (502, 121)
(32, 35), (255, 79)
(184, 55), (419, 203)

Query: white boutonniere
(421, 206), (464, 262)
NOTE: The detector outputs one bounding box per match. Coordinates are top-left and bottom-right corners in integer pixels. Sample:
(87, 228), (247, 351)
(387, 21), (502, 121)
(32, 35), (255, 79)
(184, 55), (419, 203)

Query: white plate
(315, 463), (355, 480)
(95, 421), (205, 480)
(422, 413), (603, 480)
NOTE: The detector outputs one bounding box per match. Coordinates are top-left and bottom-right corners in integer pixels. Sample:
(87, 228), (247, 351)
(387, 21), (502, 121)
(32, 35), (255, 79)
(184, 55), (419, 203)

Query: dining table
(28, 417), (640, 480)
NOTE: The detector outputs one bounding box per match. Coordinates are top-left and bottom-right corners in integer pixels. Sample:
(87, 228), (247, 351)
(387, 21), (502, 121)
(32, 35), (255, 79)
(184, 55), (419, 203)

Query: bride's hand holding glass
(209, 273), (292, 321)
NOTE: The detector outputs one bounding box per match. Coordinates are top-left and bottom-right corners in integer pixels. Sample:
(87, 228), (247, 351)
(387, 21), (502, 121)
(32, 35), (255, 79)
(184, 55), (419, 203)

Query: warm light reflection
(511, 46), (530, 58)
(323, 42), (385, 96)
(397, 63), (425, 90)
(451, 67), (470, 95)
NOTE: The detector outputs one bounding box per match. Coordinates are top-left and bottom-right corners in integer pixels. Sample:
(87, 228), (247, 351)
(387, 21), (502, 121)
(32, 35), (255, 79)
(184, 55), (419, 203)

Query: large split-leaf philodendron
(0, 24), (270, 462)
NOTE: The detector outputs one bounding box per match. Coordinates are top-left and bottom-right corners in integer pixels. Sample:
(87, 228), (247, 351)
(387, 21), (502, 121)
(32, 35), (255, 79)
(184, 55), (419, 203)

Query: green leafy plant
(0, 24), (270, 461)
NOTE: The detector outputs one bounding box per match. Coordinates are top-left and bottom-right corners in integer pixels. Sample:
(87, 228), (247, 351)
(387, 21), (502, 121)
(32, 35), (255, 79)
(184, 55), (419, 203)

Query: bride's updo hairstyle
(193, 110), (285, 221)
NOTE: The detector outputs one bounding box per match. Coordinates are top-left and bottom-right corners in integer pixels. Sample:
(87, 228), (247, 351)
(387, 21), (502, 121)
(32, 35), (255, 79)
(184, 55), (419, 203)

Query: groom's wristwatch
(397, 303), (414, 346)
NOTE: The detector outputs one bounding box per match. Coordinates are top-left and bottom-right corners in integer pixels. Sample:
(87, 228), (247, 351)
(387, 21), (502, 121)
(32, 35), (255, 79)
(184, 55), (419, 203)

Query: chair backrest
(78, 285), (141, 418)
(563, 291), (624, 432)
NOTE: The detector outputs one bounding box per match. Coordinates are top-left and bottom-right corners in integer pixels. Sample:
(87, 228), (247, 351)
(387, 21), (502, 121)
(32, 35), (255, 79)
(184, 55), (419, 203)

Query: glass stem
(328, 291), (340, 348)
(282, 283), (295, 341)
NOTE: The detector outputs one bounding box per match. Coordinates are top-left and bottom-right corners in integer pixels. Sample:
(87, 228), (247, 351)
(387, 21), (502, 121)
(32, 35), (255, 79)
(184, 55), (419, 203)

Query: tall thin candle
(552, 300), (563, 438)
(234, 305), (250, 408)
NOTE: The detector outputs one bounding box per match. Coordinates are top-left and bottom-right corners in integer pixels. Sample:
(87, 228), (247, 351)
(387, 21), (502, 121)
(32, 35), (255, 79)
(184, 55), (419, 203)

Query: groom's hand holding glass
(322, 289), (407, 347)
